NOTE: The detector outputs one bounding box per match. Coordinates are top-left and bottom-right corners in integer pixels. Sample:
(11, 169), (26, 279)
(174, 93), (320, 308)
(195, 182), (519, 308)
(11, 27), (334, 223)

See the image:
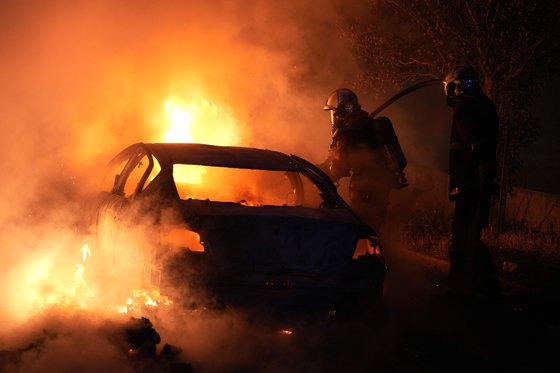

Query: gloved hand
(395, 171), (409, 189)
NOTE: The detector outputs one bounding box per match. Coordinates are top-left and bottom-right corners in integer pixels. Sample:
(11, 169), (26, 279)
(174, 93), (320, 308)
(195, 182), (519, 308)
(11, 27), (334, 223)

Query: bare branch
(343, 0), (560, 192)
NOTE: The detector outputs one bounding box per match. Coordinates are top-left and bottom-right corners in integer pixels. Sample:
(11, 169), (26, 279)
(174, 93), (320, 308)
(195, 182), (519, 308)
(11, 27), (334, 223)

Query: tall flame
(162, 95), (241, 146)
(161, 94), (242, 185)
(163, 97), (195, 143)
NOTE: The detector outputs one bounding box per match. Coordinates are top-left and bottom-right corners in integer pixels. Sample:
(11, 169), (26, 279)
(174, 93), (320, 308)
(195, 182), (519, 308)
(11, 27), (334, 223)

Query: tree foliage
(344, 0), (560, 199)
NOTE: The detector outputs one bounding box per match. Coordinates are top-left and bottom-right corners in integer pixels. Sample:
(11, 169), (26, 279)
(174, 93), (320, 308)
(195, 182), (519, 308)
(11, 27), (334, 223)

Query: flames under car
(93, 142), (386, 315)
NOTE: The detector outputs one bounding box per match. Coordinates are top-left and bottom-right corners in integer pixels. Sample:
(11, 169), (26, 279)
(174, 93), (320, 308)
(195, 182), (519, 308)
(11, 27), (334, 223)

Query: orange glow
(163, 97), (195, 143)
(162, 95), (241, 146)
(80, 242), (90, 262)
(353, 238), (381, 259)
(161, 227), (205, 252)
(30, 243), (94, 310)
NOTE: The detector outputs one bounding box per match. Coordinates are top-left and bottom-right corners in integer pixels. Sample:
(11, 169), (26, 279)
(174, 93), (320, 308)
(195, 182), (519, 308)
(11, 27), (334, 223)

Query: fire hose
(368, 78), (443, 118)
(366, 78), (444, 189)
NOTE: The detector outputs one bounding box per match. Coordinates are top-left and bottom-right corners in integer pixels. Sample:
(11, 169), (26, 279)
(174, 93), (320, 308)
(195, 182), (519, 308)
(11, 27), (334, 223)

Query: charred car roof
(121, 142), (308, 171)
(109, 142), (345, 207)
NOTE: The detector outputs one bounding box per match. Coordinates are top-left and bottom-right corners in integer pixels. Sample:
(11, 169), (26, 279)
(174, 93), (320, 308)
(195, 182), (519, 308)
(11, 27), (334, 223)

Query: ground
(250, 246), (560, 372)
(370, 248), (558, 372)
(2, 237), (557, 372)
(150, 237), (560, 372)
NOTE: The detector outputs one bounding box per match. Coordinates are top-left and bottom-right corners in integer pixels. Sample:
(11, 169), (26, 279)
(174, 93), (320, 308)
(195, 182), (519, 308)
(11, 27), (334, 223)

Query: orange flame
(118, 288), (172, 314)
(163, 97), (195, 143)
(30, 243), (94, 310)
(161, 94), (242, 185)
(162, 95), (241, 146)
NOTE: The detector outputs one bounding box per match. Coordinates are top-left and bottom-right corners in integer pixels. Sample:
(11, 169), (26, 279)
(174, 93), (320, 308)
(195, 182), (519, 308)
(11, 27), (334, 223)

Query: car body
(93, 142), (386, 315)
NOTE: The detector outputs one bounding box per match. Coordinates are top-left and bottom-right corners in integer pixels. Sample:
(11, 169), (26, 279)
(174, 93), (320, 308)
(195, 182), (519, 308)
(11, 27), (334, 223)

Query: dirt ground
(145, 245), (558, 372)
(267, 247), (560, 373)
(163, 245), (560, 372)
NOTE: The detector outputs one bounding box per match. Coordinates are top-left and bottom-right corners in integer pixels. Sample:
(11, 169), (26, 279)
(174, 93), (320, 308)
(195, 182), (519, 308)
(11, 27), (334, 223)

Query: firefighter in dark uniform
(322, 88), (408, 230)
(444, 66), (500, 298)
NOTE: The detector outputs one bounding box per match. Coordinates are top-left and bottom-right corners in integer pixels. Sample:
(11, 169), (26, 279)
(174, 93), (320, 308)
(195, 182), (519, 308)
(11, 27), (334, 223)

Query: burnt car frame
(93, 142), (385, 315)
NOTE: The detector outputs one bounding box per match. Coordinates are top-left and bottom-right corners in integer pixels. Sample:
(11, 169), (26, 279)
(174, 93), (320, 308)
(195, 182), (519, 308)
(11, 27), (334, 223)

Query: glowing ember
(118, 288), (172, 314)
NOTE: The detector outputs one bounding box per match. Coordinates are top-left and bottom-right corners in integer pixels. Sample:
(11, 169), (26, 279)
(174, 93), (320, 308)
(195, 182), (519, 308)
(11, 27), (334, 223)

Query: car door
(95, 144), (160, 291)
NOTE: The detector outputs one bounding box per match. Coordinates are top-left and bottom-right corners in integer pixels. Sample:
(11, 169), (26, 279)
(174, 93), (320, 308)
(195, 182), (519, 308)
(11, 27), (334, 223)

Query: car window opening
(101, 149), (162, 197)
(123, 155), (160, 197)
(172, 164), (323, 208)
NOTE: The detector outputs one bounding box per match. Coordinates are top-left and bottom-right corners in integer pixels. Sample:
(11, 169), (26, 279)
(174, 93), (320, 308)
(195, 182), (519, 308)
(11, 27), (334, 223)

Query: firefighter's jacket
(329, 111), (395, 191)
(448, 95), (499, 199)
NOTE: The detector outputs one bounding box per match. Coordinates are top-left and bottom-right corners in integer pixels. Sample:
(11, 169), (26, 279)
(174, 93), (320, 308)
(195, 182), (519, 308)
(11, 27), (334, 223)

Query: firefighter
(444, 65), (501, 298)
(322, 88), (408, 230)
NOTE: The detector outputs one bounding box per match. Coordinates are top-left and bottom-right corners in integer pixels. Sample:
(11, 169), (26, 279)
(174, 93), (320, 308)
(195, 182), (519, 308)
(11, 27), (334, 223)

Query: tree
(344, 0), (560, 232)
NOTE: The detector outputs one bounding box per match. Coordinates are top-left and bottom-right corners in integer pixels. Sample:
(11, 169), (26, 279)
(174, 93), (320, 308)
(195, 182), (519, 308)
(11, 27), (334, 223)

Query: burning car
(93, 142), (385, 315)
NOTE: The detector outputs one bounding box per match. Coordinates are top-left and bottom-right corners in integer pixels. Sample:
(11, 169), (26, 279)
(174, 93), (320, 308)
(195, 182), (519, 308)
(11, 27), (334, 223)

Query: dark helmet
(323, 88), (361, 126)
(443, 65), (481, 100)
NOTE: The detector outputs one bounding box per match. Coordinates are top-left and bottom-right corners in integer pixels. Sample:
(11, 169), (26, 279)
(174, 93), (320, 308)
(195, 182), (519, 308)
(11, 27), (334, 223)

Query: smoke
(0, 0), (354, 304)
(1, 313), (131, 372)
(0, 0), (450, 225)
(0, 0), (359, 370)
(0, 1), (456, 371)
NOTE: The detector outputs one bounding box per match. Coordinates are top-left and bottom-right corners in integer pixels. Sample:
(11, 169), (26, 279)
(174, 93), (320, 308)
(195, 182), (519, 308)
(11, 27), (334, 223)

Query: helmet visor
(324, 94), (339, 111)
(444, 81), (457, 98)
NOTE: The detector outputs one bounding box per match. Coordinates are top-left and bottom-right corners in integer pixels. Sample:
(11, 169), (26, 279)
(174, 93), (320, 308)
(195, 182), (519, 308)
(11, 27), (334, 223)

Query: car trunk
(167, 200), (380, 312)
(180, 199), (361, 273)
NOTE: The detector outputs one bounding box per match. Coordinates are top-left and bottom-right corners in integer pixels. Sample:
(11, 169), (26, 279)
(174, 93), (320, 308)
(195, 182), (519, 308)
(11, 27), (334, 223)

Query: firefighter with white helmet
(322, 88), (408, 230)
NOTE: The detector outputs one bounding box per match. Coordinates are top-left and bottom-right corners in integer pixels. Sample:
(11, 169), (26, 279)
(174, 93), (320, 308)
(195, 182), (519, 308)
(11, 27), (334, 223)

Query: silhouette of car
(93, 142), (385, 315)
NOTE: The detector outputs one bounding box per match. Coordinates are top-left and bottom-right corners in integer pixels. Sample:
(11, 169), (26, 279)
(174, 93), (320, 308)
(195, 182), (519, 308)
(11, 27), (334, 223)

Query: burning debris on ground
(0, 314), (191, 373)
(117, 316), (192, 373)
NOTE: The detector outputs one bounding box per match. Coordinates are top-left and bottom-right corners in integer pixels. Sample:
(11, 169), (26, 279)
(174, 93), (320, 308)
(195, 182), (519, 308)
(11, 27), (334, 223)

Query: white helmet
(323, 88), (361, 125)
